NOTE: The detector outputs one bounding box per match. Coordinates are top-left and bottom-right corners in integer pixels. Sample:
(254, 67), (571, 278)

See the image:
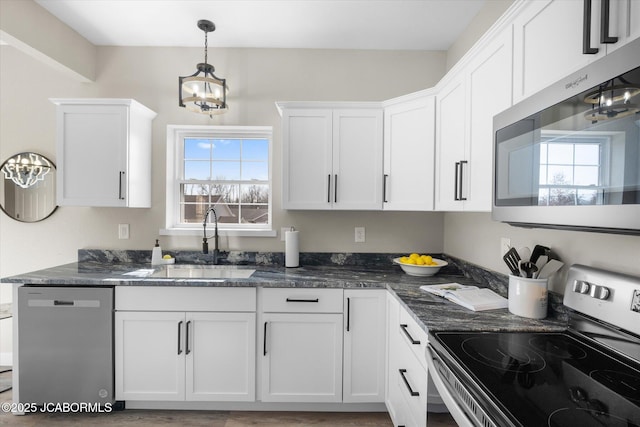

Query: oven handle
(426, 345), (478, 427)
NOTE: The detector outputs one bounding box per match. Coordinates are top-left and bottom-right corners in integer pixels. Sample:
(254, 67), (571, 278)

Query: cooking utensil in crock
(503, 247), (521, 276)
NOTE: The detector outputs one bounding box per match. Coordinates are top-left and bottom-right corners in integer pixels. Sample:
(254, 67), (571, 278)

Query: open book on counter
(420, 283), (508, 311)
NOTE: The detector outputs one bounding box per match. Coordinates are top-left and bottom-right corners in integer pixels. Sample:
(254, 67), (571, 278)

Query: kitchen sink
(152, 265), (256, 279)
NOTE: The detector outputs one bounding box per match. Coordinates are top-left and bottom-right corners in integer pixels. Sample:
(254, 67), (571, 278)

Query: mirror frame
(0, 152), (58, 223)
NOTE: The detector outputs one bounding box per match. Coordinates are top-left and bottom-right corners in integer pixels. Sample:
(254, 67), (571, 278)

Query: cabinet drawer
(396, 347), (428, 427)
(398, 305), (429, 369)
(115, 286), (256, 312)
(262, 288), (343, 313)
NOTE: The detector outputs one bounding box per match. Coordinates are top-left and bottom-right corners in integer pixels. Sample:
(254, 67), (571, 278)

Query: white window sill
(160, 228), (277, 238)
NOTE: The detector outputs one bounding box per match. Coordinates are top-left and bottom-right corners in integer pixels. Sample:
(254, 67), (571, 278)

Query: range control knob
(573, 280), (591, 294)
(589, 285), (610, 300)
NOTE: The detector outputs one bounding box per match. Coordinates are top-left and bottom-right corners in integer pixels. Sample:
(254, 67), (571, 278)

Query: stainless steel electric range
(428, 264), (640, 427)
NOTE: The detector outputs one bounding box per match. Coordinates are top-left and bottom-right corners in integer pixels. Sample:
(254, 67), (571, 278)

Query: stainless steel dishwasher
(18, 286), (114, 406)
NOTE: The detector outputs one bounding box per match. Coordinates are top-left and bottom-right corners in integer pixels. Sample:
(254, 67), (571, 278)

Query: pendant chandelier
(1, 152), (52, 189)
(179, 19), (228, 117)
(583, 77), (639, 123)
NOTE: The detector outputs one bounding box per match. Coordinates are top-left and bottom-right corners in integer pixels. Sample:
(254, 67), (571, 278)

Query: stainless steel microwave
(493, 37), (640, 234)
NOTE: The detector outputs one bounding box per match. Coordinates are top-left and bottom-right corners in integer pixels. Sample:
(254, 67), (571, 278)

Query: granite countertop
(2, 260), (566, 334)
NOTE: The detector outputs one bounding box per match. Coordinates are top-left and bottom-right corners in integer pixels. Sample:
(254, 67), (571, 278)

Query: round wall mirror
(0, 152), (58, 222)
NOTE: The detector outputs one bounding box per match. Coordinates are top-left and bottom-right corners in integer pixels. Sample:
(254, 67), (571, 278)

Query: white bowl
(393, 257), (448, 277)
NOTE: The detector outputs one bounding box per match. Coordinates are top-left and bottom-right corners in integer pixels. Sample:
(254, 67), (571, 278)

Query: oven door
(426, 344), (514, 427)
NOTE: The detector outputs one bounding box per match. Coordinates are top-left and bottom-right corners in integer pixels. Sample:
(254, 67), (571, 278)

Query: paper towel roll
(285, 230), (299, 268)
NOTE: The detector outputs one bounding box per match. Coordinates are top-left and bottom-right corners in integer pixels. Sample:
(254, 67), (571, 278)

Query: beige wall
(0, 45), (447, 281)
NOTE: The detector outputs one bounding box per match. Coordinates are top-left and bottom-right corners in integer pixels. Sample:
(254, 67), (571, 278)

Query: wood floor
(0, 369), (457, 426)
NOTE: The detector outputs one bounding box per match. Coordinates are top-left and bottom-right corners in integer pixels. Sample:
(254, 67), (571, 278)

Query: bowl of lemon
(393, 254), (447, 276)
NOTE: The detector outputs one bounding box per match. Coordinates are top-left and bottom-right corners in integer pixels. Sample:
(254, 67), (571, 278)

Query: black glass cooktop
(432, 331), (640, 427)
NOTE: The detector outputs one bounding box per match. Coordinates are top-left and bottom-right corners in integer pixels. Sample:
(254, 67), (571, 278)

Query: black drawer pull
(600, 0), (618, 44)
(177, 321), (183, 355)
(583, 0), (599, 54)
(263, 321), (268, 356)
(53, 300), (74, 306)
(399, 369), (419, 397)
(185, 320), (191, 355)
(286, 298), (319, 303)
(400, 324), (421, 345)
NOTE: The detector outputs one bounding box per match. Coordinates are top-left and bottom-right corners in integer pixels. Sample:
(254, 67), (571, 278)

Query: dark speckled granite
(3, 250), (567, 335)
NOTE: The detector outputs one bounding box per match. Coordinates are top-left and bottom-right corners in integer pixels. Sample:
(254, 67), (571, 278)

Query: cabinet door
(332, 109), (384, 210)
(435, 74), (466, 211)
(115, 311), (185, 401)
(383, 96), (436, 211)
(343, 290), (386, 403)
(282, 109), (333, 209)
(385, 294), (404, 425)
(512, 0), (606, 103)
(261, 313), (343, 402)
(606, 0), (640, 54)
(185, 312), (256, 402)
(56, 105), (128, 207)
(465, 29), (513, 212)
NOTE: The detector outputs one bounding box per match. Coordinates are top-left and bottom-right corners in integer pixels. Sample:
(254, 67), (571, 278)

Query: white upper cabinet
(512, 0), (640, 103)
(382, 93), (436, 211)
(435, 28), (513, 212)
(51, 98), (156, 208)
(279, 103), (383, 210)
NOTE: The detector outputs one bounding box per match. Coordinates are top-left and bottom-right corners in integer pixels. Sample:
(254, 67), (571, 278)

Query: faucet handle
(202, 237), (209, 254)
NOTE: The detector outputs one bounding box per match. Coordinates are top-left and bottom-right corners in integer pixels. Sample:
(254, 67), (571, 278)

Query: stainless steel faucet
(202, 206), (220, 264)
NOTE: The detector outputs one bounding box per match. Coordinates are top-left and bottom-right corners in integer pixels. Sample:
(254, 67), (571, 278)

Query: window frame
(162, 125), (275, 237)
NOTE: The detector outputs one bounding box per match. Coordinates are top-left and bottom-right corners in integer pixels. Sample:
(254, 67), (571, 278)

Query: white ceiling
(34, 0), (486, 51)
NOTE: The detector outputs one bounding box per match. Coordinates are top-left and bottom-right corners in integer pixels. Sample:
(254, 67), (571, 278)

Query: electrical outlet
(118, 224), (130, 240)
(355, 227), (366, 243)
(500, 237), (511, 257)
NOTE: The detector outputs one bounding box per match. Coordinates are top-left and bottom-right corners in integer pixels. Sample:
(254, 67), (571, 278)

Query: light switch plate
(355, 227), (366, 243)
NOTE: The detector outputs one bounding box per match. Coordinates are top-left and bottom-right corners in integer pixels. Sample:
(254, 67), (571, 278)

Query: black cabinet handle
(118, 171), (126, 200)
(334, 174), (338, 203)
(400, 324), (421, 345)
(600, 0), (618, 44)
(454, 162), (460, 201)
(286, 298), (319, 303)
(383, 174), (389, 203)
(459, 160), (468, 201)
(185, 320), (191, 355)
(177, 321), (183, 355)
(327, 174), (331, 203)
(583, 0), (599, 54)
(53, 300), (74, 306)
(399, 369), (419, 397)
(346, 297), (351, 332)
(263, 321), (268, 356)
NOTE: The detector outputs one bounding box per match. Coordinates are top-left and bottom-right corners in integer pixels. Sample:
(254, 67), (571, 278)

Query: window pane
(243, 139), (269, 160)
(217, 204), (240, 224)
(539, 165), (547, 185)
(212, 162), (241, 180)
(184, 139), (212, 159)
(538, 188), (549, 206)
(574, 144), (599, 165)
(547, 143), (574, 164)
(577, 189), (598, 205)
(241, 184), (269, 203)
(184, 161), (211, 180)
(210, 183), (240, 204)
(548, 165), (573, 185)
(240, 205), (269, 224)
(242, 161), (268, 181)
(574, 165), (599, 186)
(213, 139), (241, 160)
(549, 188), (576, 206)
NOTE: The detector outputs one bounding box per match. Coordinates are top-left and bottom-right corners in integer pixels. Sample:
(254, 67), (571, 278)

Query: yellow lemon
(163, 254), (172, 260)
(399, 256), (410, 264)
(415, 258), (425, 265)
(409, 253), (420, 260)
(421, 255), (433, 264)
(404, 258), (417, 265)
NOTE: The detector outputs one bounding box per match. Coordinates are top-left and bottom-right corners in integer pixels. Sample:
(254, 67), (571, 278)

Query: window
(538, 136), (608, 206)
(164, 125), (273, 235)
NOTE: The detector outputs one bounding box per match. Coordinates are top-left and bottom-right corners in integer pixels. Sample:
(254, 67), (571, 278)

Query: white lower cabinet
(343, 289), (387, 403)
(260, 288), (343, 402)
(386, 293), (439, 427)
(115, 287), (256, 402)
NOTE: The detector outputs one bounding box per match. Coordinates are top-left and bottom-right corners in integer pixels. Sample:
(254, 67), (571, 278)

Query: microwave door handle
(454, 162), (460, 201)
(583, 0), (599, 54)
(600, 0), (618, 44)
(459, 160), (468, 201)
